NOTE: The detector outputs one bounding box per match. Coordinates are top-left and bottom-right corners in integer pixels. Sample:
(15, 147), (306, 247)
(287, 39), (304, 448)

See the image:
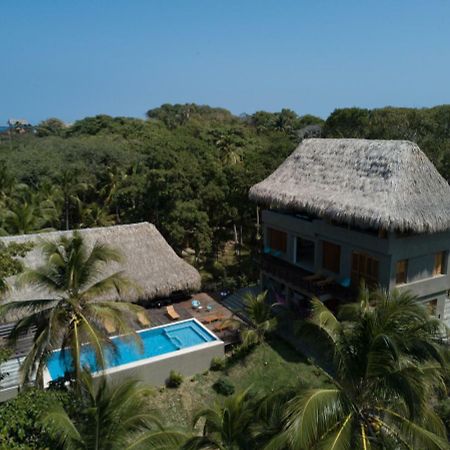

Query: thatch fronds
(249, 139), (450, 233)
(0, 223), (201, 309)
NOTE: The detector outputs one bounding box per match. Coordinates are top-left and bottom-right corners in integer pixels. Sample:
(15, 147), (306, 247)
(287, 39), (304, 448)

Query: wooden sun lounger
(166, 305), (180, 320)
(213, 321), (231, 332)
(104, 318), (116, 334)
(201, 314), (218, 324)
(313, 276), (335, 288)
(137, 311), (150, 327)
(302, 272), (323, 282)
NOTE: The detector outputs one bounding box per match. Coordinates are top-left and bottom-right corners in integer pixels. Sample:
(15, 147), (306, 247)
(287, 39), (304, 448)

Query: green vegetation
(2, 104), (450, 287)
(42, 371), (186, 450)
(212, 377), (235, 396)
(0, 290), (447, 449)
(145, 337), (326, 427)
(0, 387), (74, 450)
(284, 288), (449, 449)
(0, 105), (319, 288)
(209, 356), (226, 371)
(166, 370), (184, 389)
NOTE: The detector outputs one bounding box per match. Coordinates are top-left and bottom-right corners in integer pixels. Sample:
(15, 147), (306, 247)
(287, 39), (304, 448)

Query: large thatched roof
(0, 222), (201, 307)
(249, 139), (450, 233)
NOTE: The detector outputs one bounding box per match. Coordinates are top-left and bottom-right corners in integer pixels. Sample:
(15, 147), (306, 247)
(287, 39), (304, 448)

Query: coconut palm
(241, 290), (277, 349)
(41, 371), (187, 450)
(1, 231), (143, 387)
(274, 289), (449, 449)
(183, 388), (256, 450)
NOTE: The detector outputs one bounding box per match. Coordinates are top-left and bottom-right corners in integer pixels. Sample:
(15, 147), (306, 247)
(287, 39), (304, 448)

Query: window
(396, 260), (408, 285)
(425, 299), (438, 317)
(433, 252), (446, 276)
(296, 237), (315, 265)
(322, 241), (341, 273)
(351, 252), (379, 287)
(267, 228), (287, 253)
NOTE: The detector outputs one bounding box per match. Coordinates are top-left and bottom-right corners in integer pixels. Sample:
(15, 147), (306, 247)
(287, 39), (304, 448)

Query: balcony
(261, 254), (353, 302)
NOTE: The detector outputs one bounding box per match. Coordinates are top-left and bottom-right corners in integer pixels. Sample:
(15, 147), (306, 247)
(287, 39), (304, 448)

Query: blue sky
(1, 1), (450, 124)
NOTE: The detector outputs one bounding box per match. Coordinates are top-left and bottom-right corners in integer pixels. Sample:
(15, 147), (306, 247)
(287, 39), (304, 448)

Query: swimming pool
(46, 319), (220, 381)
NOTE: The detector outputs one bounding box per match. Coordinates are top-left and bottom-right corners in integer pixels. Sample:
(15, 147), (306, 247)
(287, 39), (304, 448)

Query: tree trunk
(65, 198), (69, 230)
(256, 206), (261, 241)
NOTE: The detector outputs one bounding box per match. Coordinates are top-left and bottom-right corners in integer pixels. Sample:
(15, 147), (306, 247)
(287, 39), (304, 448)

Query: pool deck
(142, 293), (241, 346)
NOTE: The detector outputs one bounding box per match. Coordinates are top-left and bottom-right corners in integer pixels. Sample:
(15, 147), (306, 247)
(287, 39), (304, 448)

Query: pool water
(46, 319), (216, 380)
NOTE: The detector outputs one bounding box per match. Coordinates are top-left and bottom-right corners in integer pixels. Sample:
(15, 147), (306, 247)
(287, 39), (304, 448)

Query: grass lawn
(147, 336), (328, 428)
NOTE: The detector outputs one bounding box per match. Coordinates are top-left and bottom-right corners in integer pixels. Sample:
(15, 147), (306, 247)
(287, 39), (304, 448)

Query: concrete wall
(99, 340), (224, 387)
(262, 210), (450, 323)
(262, 210), (392, 286)
(0, 386), (18, 403)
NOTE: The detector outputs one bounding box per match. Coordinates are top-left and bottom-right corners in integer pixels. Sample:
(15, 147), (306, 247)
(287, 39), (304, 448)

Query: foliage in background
(0, 242), (33, 295)
(3, 104), (450, 288)
(0, 388), (74, 450)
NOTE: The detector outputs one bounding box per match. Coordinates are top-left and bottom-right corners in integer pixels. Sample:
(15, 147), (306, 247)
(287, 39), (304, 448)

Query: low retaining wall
(0, 385), (19, 403)
(100, 339), (224, 386)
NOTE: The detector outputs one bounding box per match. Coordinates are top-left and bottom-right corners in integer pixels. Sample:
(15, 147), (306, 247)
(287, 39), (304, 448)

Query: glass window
(267, 228), (287, 253)
(426, 299), (438, 317)
(396, 260), (408, 285)
(296, 238), (315, 265)
(433, 252), (446, 276)
(351, 252), (379, 286)
(322, 241), (341, 273)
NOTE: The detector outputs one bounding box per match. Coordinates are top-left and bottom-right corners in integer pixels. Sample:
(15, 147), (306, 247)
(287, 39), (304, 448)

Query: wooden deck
(141, 293), (240, 346)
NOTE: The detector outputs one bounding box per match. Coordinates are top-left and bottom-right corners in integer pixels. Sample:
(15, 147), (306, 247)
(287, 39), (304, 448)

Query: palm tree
(1, 231), (144, 387)
(56, 169), (89, 230)
(183, 388), (256, 450)
(80, 203), (115, 227)
(3, 201), (47, 235)
(241, 291), (277, 349)
(275, 289), (449, 449)
(41, 371), (188, 450)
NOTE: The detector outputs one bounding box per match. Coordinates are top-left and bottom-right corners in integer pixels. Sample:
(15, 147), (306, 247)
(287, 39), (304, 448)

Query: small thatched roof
(249, 139), (450, 233)
(0, 222), (201, 307)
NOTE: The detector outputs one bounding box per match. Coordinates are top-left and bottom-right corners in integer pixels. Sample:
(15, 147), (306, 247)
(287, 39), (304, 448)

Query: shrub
(213, 377), (235, 396)
(166, 370), (183, 388)
(0, 387), (74, 449)
(210, 356), (226, 371)
(435, 397), (450, 435)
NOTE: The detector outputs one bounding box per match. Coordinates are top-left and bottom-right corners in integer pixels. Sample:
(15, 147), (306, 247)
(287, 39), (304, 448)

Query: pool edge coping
(43, 317), (224, 386)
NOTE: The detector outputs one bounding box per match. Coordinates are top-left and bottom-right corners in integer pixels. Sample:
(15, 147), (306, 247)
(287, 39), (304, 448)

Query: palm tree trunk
(65, 197), (70, 230)
(72, 320), (81, 393)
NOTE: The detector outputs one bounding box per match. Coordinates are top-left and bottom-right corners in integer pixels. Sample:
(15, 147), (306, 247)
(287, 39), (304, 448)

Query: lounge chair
(201, 314), (219, 324)
(313, 276), (335, 292)
(166, 305), (180, 320)
(213, 321), (231, 332)
(302, 272), (323, 282)
(137, 311), (150, 327)
(104, 318), (116, 334)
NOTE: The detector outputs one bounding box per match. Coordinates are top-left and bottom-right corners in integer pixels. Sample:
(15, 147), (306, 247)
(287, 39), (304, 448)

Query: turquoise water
(46, 319), (216, 380)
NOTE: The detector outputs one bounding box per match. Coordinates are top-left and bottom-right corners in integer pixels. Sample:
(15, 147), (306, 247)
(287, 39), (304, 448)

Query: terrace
(261, 254), (353, 314)
(145, 293), (240, 346)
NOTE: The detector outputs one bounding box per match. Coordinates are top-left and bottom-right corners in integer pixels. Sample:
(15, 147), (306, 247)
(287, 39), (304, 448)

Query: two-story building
(249, 139), (450, 325)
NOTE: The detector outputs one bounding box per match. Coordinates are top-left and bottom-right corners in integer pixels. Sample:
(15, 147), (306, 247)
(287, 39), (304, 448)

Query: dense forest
(1, 104), (450, 288)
